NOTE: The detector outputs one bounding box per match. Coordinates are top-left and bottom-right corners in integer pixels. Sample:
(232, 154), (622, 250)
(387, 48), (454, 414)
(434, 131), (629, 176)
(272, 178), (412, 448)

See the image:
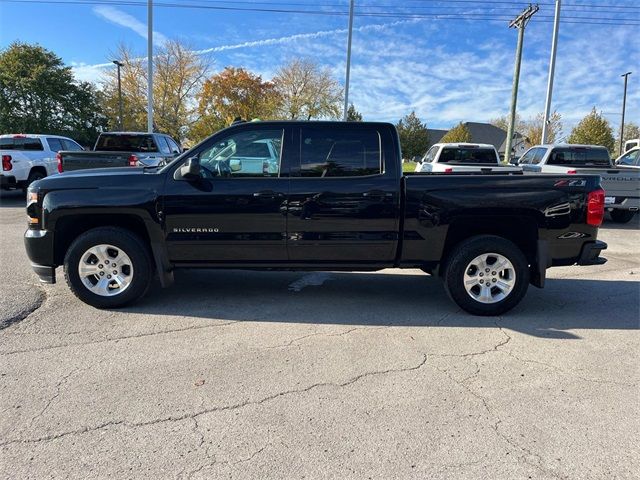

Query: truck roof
(0, 134), (72, 139)
(434, 143), (496, 149)
(534, 143), (609, 149)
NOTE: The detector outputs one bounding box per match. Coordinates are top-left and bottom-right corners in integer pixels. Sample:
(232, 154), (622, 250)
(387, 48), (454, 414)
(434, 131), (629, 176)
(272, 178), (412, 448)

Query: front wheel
(444, 235), (529, 316)
(610, 209), (636, 224)
(64, 227), (152, 308)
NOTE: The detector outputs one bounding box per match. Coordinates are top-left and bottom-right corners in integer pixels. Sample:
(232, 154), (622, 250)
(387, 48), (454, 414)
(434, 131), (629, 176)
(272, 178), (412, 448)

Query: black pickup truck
(24, 121), (607, 315)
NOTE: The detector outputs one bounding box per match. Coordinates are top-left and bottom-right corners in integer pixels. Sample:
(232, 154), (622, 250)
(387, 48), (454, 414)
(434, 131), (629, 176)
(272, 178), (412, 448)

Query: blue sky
(0, 0), (638, 136)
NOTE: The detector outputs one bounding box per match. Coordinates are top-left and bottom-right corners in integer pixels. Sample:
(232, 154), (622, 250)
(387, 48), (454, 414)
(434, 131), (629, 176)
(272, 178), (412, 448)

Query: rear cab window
(438, 147), (498, 164)
(46, 138), (64, 152)
(96, 134), (159, 153)
(0, 137), (44, 151)
(298, 127), (382, 177)
(548, 147), (611, 167)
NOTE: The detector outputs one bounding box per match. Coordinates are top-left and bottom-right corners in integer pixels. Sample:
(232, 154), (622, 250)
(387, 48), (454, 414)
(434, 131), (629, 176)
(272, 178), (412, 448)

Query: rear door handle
(253, 190), (283, 199)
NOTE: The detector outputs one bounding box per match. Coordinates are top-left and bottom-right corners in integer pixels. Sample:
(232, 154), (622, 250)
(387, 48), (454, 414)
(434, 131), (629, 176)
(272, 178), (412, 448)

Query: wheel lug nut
(480, 279), (484, 284)
(492, 271), (496, 275)
(113, 270), (118, 275)
(492, 278), (497, 283)
(107, 274), (112, 279)
(100, 272), (104, 276)
(479, 273), (484, 277)
(485, 268), (490, 272)
(98, 264), (103, 269)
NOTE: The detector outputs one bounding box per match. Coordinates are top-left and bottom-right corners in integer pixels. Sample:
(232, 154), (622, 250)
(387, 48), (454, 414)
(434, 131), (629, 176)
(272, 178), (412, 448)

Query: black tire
(64, 227), (152, 308)
(610, 209), (636, 224)
(22, 169), (46, 192)
(444, 235), (529, 316)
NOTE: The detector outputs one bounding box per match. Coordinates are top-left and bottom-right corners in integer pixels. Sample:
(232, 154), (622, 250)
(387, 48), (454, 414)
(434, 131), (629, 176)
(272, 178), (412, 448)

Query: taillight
(128, 154), (138, 167)
(567, 170), (577, 174)
(443, 167), (453, 173)
(2, 154), (12, 171)
(56, 152), (63, 173)
(587, 188), (605, 227)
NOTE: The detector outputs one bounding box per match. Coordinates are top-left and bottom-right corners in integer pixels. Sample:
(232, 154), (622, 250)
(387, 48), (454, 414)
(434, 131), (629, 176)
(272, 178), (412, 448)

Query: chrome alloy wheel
(78, 244), (134, 297)
(463, 253), (516, 304)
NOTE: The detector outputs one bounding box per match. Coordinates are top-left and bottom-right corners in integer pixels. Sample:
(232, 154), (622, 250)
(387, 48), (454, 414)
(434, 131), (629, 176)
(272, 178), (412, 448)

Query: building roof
(461, 122), (525, 154)
(427, 129), (448, 146)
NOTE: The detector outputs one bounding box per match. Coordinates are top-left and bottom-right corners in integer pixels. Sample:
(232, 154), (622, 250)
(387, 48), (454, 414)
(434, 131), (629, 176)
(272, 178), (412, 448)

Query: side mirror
(176, 156), (201, 180)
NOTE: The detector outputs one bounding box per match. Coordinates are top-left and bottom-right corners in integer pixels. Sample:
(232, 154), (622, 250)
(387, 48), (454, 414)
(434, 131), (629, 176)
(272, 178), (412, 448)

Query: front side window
(300, 127), (381, 177)
(531, 147), (546, 164)
(421, 146), (438, 163)
(198, 129), (283, 177)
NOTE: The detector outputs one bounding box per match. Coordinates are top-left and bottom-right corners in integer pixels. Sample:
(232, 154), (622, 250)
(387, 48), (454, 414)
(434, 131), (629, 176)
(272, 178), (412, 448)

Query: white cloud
(93, 6), (168, 46)
(70, 61), (112, 83)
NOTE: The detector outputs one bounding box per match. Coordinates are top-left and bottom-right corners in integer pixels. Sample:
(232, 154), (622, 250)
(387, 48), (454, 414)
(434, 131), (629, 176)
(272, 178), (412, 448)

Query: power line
(2, 0), (639, 25)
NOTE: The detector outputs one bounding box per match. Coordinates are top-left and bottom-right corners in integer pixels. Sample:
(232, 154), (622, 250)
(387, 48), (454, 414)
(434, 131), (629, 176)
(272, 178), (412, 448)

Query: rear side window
(167, 137), (181, 154)
(299, 127), (381, 177)
(96, 134), (159, 153)
(157, 136), (171, 154)
(0, 137), (44, 151)
(548, 147), (610, 167)
(439, 147), (497, 164)
(47, 138), (64, 152)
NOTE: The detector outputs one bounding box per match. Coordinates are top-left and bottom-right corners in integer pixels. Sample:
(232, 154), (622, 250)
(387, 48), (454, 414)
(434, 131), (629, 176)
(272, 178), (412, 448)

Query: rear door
(286, 124), (400, 264)
(162, 124), (291, 263)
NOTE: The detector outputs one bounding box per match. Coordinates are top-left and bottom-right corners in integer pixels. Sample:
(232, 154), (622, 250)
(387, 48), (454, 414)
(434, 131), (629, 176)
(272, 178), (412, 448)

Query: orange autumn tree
(190, 67), (278, 142)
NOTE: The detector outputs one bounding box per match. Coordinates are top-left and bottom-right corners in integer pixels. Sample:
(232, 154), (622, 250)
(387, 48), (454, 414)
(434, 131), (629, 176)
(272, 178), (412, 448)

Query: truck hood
(33, 167), (163, 192)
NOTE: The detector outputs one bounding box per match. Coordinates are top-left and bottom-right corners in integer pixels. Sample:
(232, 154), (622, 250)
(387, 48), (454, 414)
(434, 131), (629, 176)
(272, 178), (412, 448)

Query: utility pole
(147, 0), (154, 133)
(541, 0), (561, 144)
(619, 71), (632, 155)
(343, 0), (355, 121)
(504, 4), (539, 164)
(112, 60), (124, 131)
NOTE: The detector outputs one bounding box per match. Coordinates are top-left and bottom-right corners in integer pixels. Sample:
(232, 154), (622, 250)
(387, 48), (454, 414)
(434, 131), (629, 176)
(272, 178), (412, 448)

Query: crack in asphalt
(0, 321), (240, 356)
(0, 353), (429, 448)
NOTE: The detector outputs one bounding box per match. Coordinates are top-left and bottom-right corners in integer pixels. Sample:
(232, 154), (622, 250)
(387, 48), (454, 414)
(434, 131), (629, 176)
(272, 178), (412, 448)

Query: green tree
(523, 111), (563, 147)
(272, 58), (343, 120)
(440, 122), (472, 143)
(568, 107), (615, 153)
(346, 103), (363, 122)
(396, 111), (429, 159)
(490, 113), (523, 135)
(0, 42), (107, 145)
(616, 121), (639, 153)
(190, 67), (278, 142)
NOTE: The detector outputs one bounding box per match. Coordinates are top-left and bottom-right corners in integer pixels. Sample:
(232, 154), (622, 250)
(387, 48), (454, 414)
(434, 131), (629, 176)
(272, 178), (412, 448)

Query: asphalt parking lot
(1, 189), (638, 480)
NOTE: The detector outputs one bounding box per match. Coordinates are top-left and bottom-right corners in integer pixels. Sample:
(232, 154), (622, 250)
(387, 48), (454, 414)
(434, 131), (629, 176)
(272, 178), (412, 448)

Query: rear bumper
(24, 229), (57, 283)
(0, 174), (17, 189)
(577, 240), (608, 266)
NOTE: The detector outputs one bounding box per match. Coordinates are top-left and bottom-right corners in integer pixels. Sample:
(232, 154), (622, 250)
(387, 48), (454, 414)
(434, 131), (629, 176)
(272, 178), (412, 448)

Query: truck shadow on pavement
(126, 269), (640, 339)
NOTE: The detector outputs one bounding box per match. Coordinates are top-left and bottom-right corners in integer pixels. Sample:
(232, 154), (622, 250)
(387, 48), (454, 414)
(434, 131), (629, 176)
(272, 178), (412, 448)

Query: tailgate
(578, 168), (640, 197)
(60, 151), (131, 171)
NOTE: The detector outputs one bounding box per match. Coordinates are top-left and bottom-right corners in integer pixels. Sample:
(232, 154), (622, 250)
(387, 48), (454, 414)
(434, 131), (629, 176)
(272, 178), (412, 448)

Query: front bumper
(577, 240), (608, 266)
(24, 229), (56, 283)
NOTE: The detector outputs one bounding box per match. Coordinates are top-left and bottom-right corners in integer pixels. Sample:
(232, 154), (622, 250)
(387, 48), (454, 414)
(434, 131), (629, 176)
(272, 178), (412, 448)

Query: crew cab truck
(1, 134), (83, 191)
(57, 132), (182, 172)
(518, 144), (640, 223)
(24, 121), (608, 316)
(414, 143), (521, 173)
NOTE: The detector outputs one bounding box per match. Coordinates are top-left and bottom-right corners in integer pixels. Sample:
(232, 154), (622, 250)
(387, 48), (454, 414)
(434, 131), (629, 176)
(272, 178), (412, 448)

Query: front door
(163, 126), (289, 264)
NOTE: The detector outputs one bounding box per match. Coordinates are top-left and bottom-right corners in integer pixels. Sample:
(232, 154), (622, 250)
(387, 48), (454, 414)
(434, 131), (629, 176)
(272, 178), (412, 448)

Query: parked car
(414, 143), (521, 173)
(25, 121), (607, 316)
(57, 132), (182, 172)
(624, 138), (639, 152)
(615, 147), (640, 169)
(518, 144), (640, 223)
(0, 134), (83, 191)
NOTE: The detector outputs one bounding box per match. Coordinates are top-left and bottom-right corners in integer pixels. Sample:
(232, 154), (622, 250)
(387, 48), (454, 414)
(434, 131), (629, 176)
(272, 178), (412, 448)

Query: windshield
(96, 134), (159, 153)
(439, 147), (497, 164)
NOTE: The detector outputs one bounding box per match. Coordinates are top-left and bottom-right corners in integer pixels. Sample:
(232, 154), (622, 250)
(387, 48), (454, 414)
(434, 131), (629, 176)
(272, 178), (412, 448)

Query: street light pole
(343, 0), (355, 121)
(147, 0), (154, 133)
(541, 0), (561, 144)
(619, 71), (632, 155)
(504, 4), (539, 164)
(112, 60), (124, 131)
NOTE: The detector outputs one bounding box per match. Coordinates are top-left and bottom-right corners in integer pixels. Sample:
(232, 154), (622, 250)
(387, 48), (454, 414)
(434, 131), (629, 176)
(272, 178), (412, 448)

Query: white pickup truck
(518, 144), (640, 223)
(414, 143), (521, 173)
(0, 134), (83, 191)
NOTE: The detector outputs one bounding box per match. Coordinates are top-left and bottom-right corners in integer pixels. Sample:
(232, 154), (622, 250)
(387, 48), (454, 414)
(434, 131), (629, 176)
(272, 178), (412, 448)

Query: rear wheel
(64, 227), (152, 308)
(610, 209), (636, 224)
(444, 235), (529, 316)
(22, 170), (46, 192)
